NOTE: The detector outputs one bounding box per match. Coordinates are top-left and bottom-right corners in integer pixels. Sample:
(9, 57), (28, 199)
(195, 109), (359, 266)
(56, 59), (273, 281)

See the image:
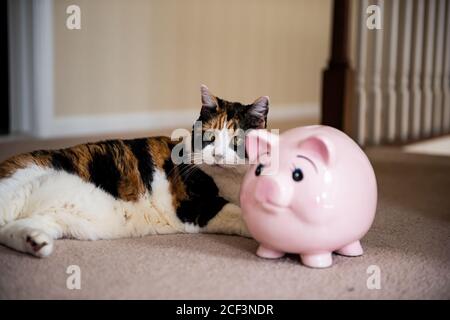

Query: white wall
(10, 0), (332, 137)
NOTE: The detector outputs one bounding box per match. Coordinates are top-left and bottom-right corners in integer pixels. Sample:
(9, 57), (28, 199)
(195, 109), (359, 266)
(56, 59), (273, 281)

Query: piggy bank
(240, 125), (377, 268)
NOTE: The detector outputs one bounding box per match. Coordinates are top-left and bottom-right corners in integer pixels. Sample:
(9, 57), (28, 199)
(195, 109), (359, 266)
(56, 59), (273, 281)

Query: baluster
(353, 0), (369, 145)
(443, 0), (450, 133)
(431, 0), (447, 135)
(368, 0), (384, 145)
(382, 0), (399, 143)
(409, 0), (425, 140)
(421, 0), (436, 137)
(396, 0), (413, 142)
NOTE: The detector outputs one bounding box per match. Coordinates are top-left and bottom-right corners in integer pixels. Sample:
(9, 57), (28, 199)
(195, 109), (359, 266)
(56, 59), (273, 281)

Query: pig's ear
(246, 130), (279, 163)
(298, 135), (334, 166)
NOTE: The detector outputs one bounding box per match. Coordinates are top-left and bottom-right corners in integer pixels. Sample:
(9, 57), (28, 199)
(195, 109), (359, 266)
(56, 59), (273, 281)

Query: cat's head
(193, 85), (269, 167)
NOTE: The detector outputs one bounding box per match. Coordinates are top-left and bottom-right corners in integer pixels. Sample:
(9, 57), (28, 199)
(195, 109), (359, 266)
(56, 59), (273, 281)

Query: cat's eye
(255, 164), (264, 176)
(204, 131), (215, 142)
(292, 168), (303, 182)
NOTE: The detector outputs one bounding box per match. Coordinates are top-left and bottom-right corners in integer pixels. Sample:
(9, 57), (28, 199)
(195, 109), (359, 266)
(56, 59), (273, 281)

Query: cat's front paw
(24, 230), (54, 257)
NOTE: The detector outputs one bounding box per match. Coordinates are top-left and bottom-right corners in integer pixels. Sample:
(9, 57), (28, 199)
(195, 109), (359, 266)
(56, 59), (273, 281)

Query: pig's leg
(256, 245), (285, 259)
(300, 253), (333, 268)
(335, 240), (363, 256)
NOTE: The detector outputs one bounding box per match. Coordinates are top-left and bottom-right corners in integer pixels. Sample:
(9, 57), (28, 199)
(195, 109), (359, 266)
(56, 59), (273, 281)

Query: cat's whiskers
(166, 163), (199, 182)
(178, 165), (200, 181)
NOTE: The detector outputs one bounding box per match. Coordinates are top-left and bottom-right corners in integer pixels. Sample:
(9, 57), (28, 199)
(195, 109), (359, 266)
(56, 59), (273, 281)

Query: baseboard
(49, 110), (198, 138)
(45, 104), (319, 138)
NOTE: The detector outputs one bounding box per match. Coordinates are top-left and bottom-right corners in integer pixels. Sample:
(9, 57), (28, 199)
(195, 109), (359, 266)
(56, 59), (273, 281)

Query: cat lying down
(0, 85), (269, 257)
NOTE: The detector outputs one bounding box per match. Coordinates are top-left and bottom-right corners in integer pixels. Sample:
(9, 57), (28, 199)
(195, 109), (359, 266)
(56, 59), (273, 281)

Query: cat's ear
(247, 96), (269, 128)
(200, 84), (218, 114)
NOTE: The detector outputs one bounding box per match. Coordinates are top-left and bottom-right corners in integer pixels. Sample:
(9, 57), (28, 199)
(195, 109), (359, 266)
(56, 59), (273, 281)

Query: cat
(0, 85), (269, 257)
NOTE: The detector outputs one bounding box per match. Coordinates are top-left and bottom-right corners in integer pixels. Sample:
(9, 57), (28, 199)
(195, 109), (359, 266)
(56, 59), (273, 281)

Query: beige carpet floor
(0, 145), (449, 299)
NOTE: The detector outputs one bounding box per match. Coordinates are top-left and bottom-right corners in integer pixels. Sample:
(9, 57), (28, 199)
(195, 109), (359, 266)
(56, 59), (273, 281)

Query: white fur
(194, 121), (252, 235)
(0, 163), (249, 257)
(201, 121), (246, 166)
(0, 164), (50, 225)
(0, 120), (251, 257)
(198, 121), (249, 204)
(0, 165), (197, 257)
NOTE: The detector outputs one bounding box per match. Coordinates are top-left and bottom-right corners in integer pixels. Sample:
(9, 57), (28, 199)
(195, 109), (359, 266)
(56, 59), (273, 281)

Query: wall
(53, 0), (332, 119)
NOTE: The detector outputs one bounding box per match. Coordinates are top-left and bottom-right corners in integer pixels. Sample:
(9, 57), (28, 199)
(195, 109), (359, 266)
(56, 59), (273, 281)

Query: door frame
(1, 0), (9, 134)
(8, 0), (54, 137)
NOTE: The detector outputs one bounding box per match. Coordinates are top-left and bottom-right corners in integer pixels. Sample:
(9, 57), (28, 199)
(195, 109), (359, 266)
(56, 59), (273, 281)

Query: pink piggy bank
(240, 125), (377, 268)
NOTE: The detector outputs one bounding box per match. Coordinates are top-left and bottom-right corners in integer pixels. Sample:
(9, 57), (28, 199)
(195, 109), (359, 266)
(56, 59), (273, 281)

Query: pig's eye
(255, 164), (264, 176)
(292, 168), (303, 182)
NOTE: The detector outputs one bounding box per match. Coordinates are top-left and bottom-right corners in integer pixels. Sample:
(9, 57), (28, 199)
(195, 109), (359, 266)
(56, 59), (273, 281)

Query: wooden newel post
(321, 0), (354, 132)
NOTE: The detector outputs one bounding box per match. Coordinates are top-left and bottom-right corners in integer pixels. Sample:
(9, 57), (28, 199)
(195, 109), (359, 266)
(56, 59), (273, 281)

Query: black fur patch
(238, 110), (267, 130)
(30, 150), (52, 157)
(124, 139), (155, 192)
(163, 161), (227, 227)
(51, 151), (77, 174)
(88, 145), (121, 199)
(225, 105), (237, 119)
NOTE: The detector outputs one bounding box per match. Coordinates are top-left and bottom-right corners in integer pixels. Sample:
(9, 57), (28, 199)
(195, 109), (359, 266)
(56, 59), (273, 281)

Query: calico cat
(0, 85), (269, 257)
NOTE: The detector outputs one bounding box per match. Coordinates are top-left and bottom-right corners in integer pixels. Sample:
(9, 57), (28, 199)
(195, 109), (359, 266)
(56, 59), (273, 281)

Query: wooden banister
(321, 0), (354, 132)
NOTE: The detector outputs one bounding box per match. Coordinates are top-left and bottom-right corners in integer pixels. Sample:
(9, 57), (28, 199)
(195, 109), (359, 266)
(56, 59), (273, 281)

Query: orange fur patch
(0, 152), (52, 178)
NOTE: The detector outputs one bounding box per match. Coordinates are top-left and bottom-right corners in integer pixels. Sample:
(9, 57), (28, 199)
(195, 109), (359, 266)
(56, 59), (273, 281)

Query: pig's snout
(254, 178), (292, 209)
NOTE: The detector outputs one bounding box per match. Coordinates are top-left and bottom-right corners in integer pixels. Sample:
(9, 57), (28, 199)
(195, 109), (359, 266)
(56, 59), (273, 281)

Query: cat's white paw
(24, 230), (54, 257)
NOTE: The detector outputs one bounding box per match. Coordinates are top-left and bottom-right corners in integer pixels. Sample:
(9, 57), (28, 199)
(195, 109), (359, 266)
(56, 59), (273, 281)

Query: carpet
(0, 148), (449, 299)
